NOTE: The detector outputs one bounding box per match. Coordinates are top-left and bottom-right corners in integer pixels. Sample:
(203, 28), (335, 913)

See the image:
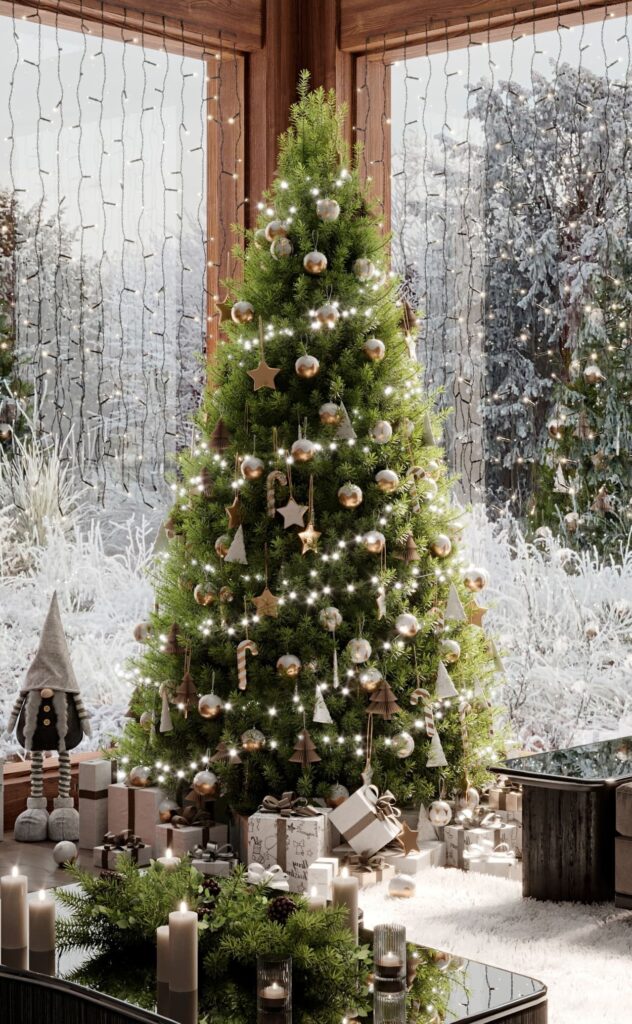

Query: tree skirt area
(360, 867), (632, 1024)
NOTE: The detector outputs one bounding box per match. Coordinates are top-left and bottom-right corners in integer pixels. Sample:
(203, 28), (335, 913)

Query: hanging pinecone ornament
(210, 418), (231, 453)
(164, 623), (182, 655)
(289, 728), (321, 766)
(267, 894), (297, 925)
(367, 679), (401, 720)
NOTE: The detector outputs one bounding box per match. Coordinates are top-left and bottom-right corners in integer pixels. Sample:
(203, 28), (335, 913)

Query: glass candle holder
(257, 955), (292, 1022)
(373, 923), (406, 983)
(374, 988), (407, 1023)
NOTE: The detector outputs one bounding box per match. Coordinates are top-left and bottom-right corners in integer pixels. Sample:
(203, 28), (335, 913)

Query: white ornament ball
(353, 257), (375, 281)
(315, 303), (340, 327)
(364, 530), (386, 554)
(583, 362), (605, 384)
(396, 613), (420, 638)
(388, 873), (416, 898)
(371, 420), (393, 444)
(192, 769), (219, 797)
(295, 354), (320, 378)
(139, 711), (154, 731)
(428, 799), (452, 827)
(231, 300), (255, 324)
(291, 438), (317, 462)
(319, 402), (341, 425)
(464, 786), (480, 811)
(303, 250), (328, 275)
(338, 483), (363, 508)
(392, 730), (415, 758)
(264, 219), (289, 242)
(198, 693), (224, 719)
(271, 236), (293, 259)
(316, 197), (340, 222)
(363, 337), (386, 362)
(240, 454), (265, 480)
(463, 567), (488, 592)
(375, 469), (399, 493)
(276, 654), (302, 677)
(347, 637), (372, 664)
(319, 606), (343, 632)
(325, 783), (349, 808)
(564, 511), (580, 533)
(440, 638), (461, 663)
(133, 621), (151, 643)
(53, 841), (78, 867)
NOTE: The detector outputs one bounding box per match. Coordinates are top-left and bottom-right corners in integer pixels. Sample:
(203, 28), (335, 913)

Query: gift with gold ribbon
(248, 795), (331, 893)
(259, 792), (320, 817)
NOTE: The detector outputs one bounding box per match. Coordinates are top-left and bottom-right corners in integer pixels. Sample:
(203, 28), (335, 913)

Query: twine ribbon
(343, 785), (402, 843)
(192, 842), (236, 863)
(102, 829), (144, 851)
(259, 792), (319, 817)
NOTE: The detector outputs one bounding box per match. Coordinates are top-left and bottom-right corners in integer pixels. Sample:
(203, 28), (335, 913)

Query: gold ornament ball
(295, 354), (320, 379)
(430, 534), (452, 558)
(319, 606), (343, 631)
(241, 454), (265, 480)
(128, 765), (152, 788)
(392, 730), (415, 758)
(364, 530), (386, 554)
(565, 511), (580, 533)
(158, 798), (179, 824)
(428, 799), (452, 827)
(316, 197), (340, 221)
(194, 582), (217, 606)
(547, 417), (565, 440)
(325, 783), (349, 808)
(363, 337), (386, 362)
(253, 227), (268, 248)
(264, 219), (289, 242)
(241, 728), (266, 752)
(219, 586), (234, 603)
(347, 637), (372, 664)
(276, 654), (302, 677)
(375, 469), (399, 493)
(440, 638), (461, 663)
(338, 483), (363, 508)
(214, 534), (231, 558)
(371, 420), (393, 444)
(315, 303), (339, 327)
(319, 402), (341, 425)
(360, 667), (383, 693)
(192, 769), (219, 797)
(133, 621), (151, 643)
(303, 249), (328, 275)
(198, 693), (224, 719)
(388, 873), (416, 898)
(396, 613), (420, 638)
(353, 257), (375, 281)
(139, 711), (154, 731)
(463, 567), (488, 592)
(583, 363), (605, 384)
(291, 438), (316, 462)
(271, 236), (293, 259)
(418, 477), (438, 501)
(231, 300), (254, 325)
(0, 422), (13, 443)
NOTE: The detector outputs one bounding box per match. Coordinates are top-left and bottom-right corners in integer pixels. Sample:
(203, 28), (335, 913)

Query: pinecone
(197, 878), (222, 918)
(267, 894), (297, 925)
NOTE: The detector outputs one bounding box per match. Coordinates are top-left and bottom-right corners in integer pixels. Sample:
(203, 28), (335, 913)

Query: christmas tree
(119, 75), (501, 813)
(0, 191), (29, 446)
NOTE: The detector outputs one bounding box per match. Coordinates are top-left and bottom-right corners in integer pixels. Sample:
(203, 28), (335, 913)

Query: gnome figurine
(6, 592), (92, 842)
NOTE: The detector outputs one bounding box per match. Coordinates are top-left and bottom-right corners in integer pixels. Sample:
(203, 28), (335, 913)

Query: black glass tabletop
(493, 735), (632, 785)
(429, 952), (546, 1022)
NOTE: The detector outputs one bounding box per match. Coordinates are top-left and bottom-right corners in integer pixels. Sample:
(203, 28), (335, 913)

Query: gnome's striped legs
(58, 750), (72, 798)
(30, 750), (44, 798)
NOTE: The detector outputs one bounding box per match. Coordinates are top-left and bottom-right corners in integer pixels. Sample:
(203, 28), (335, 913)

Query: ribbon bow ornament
(259, 791), (319, 817)
(343, 850), (386, 874)
(247, 862), (290, 891)
(102, 829), (143, 851)
(367, 785), (402, 828)
(170, 805), (215, 829)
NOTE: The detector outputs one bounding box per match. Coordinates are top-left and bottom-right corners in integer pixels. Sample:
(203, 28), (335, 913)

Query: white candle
(156, 924), (170, 1016)
(332, 867), (359, 942)
(1, 866), (29, 965)
(259, 980), (287, 1010)
(168, 902), (198, 994)
(307, 885), (326, 912)
(376, 950), (404, 978)
(157, 849), (181, 871)
(29, 890), (55, 952)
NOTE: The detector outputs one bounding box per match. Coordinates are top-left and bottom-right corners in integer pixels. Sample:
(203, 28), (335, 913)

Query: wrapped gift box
(248, 809), (330, 893)
(192, 853), (238, 878)
(466, 820), (518, 853)
(391, 840), (446, 874)
(444, 825), (468, 868)
(487, 786), (522, 813)
(328, 785), (402, 856)
(107, 783), (163, 847)
(93, 842), (152, 870)
(155, 822), (228, 857)
(307, 857), (339, 896)
(79, 759), (116, 850)
(467, 853), (521, 881)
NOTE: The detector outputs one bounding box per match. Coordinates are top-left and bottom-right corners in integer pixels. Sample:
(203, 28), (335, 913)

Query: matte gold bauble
(564, 511), (580, 533)
(353, 257), (375, 281)
(133, 622), (151, 643)
(364, 530), (386, 554)
(231, 300), (255, 324)
(0, 422), (13, 442)
(363, 337), (386, 362)
(240, 454), (265, 480)
(214, 534), (231, 558)
(547, 418), (565, 440)
(198, 693), (224, 719)
(371, 420), (393, 444)
(295, 354), (320, 378)
(319, 606), (342, 631)
(219, 586), (234, 603)
(194, 582), (217, 606)
(396, 613), (420, 638)
(338, 483), (363, 508)
(303, 249), (328, 275)
(192, 768), (219, 797)
(128, 765), (152, 788)
(241, 727), (266, 751)
(325, 782), (349, 808)
(291, 438), (316, 462)
(347, 637), (372, 664)
(360, 667), (383, 693)
(271, 236), (294, 259)
(388, 873), (416, 898)
(428, 799), (452, 826)
(264, 219), (289, 242)
(440, 638), (461, 663)
(463, 567), (488, 592)
(276, 654), (302, 677)
(139, 711), (154, 731)
(319, 402), (341, 425)
(315, 303), (339, 327)
(429, 534), (452, 558)
(583, 362), (606, 384)
(316, 197), (340, 221)
(158, 798), (179, 823)
(392, 730), (415, 758)
(375, 469), (399, 493)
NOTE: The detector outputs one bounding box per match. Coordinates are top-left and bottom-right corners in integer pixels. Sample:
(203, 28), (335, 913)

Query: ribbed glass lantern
(373, 988), (407, 1023)
(373, 923), (406, 984)
(257, 955), (292, 1022)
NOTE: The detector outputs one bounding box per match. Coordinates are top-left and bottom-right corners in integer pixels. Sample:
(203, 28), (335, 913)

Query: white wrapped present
(155, 821), (228, 857)
(94, 837), (151, 870)
(79, 759), (116, 850)
(107, 783), (163, 847)
(191, 842), (238, 878)
(391, 840), (446, 874)
(328, 785), (402, 856)
(465, 844), (521, 881)
(247, 862), (290, 891)
(307, 856), (338, 896)
(444, 824), (468, 868)
(248, 793), (331, 893)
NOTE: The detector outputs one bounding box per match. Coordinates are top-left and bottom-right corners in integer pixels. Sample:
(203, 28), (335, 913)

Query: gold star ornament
(225, 494), (242, 529)
(277, 497), (308, 528)
(298, 521), (321, 555)
(468, 603), (488, 628)
(252, 587), (279, 619)
(397, 820), (420, 855)
(216, 295), (233, 324)
(247, 358), (280, 392)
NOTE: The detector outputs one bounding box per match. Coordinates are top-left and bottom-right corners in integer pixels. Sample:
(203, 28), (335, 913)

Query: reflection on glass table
(500, 736), (632, 784)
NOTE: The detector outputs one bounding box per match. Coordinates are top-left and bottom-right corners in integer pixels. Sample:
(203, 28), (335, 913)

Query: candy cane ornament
(237, 639), (259, 690)
(266, 470), (288, 518)
(409, 687), (435, 736)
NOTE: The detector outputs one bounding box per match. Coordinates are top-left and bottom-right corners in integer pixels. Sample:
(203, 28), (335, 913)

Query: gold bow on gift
(170, 805), (215, 829)
(343, 850), (386, 874)
(370, 786), (402, 826)
(259, 791), (319, 817)
(102, 829), (143, 851)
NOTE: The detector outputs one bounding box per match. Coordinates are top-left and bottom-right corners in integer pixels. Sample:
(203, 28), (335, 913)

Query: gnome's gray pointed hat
(22, 592), (79, 694)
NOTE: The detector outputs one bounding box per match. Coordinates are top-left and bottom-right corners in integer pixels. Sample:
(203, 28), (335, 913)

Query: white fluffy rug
(360, 867), (632, 1024)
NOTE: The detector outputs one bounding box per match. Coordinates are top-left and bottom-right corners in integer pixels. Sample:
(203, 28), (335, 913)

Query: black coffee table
(422, 951), (546, 1023)
(492, 736), (632, 902)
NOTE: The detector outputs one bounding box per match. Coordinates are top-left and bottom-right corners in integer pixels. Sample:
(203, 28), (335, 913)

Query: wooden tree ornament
(366, 679), (401, 720)
(289, 728), (321, 766)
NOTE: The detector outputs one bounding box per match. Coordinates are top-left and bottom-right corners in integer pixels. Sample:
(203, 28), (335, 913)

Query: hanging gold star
(396, 821), (420, 855)
(252, 587), (279, 619)
(277, 497), (308, 528)
(298, 521), (321, 555)
(216, 295), (233, 324)
(247, 359), (280, 391)
(468, 603), (488, 628)
(225, 494), (242, 529)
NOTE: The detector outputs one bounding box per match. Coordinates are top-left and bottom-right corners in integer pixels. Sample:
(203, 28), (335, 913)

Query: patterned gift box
(466, 819), (518, 852)
(391, 840), (446, 874)
(79, 759), (117, 850)
(248, 799), (330, 893)
(328, 785), (402, 856)
(93, 841), (152, 870)
(466, 851), (522, 881)
(192, 847), (239, 878)
(444, 825), (468, 868)
(107, 783), (163, 847)
(155, 821), (228, 857)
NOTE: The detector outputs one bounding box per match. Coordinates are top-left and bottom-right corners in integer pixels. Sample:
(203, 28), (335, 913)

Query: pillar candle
(29, 890), (55, 976)
(156, 924), (170, 1017)
(157, 849), (181, 871)
(168, 902), (198, 1024)
(332, 868), (359, 942)
(1, 866), (28, 969)
(307, 886), (326, 912)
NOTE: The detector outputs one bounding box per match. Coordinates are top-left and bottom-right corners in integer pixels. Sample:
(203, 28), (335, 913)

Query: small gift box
(465, 844), (521, 880)
(79, 759), (117, 850)
(94, 831), (151, 870)
(155, 821), (228, 857)
(487, 785), (521, 813)
(191, 842), (238, 878)
(340, 849), (395, 889)
(247, 862), (290, 891)
(248, 792), (331, 893)
(107, 783), (163, 847)
(328, 785), (402, 857)
(475, 814), (518, 851)
(391, 840), (446, 874)
(444, 824), (468, 869)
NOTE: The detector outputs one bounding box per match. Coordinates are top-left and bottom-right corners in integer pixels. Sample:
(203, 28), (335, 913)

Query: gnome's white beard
(21, 690), (70, 752)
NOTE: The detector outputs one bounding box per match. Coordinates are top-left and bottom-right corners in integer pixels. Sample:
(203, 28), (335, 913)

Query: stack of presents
(78, 759), (524, 891)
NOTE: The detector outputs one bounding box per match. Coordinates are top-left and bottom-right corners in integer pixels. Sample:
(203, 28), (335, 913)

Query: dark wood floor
(0, 834), (99, 892)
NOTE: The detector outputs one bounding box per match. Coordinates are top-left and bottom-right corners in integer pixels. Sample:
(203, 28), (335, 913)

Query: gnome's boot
(15, 753), (49, 842)
(48, 752), (79, 841)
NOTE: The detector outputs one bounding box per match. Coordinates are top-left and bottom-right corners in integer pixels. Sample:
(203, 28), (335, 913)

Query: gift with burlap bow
(191, 842), (238, 878)
(259, 791), (320, 817)
(94, 829), (151, 870)
(329, 784), (403, 856)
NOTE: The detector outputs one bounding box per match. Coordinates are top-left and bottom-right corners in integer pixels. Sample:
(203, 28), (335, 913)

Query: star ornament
(298, 521), (321, 555)
(468, 603), (488, 628)
(247, 358), (280, 391)
(277, 497), (308, 528)
(397, 820), (420, 855)
(216, 295), (233, 324)
(252, 586), (279, 619)
(225, 494), (242, 529)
